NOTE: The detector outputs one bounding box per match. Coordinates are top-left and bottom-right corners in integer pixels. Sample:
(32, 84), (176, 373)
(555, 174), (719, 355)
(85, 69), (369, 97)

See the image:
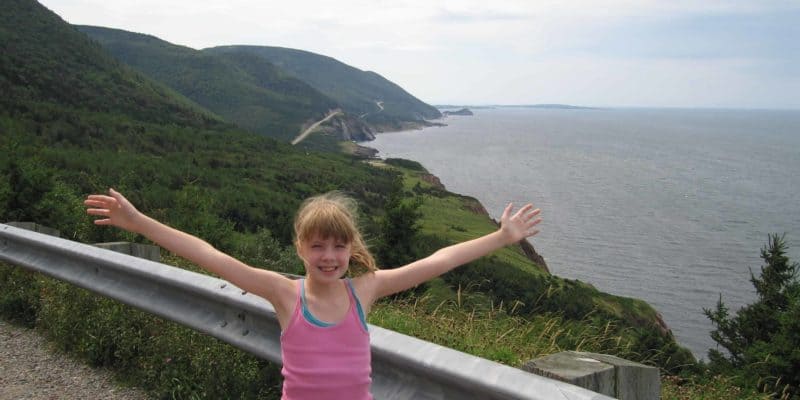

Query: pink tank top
(280, 278), (372, 400)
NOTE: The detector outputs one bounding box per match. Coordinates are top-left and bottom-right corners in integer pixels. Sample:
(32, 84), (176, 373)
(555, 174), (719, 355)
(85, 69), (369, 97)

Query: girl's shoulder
(350, 272), (380, 311)
(269, 275), (301, 314)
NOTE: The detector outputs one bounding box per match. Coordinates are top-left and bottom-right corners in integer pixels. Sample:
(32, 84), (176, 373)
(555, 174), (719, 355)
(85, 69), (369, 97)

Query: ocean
(368, 107), (800, 359)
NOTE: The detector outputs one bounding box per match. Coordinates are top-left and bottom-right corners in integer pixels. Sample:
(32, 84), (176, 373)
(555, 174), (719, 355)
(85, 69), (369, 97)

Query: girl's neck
(304, 276), (344, 297)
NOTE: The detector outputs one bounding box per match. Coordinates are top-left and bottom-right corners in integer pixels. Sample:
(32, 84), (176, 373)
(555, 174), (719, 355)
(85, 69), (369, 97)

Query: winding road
(359, 100), (384, 119)
(291, 109), (342, 145)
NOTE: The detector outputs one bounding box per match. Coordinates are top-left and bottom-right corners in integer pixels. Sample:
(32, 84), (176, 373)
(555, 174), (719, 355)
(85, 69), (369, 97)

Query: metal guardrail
(0, 224), (613, 400)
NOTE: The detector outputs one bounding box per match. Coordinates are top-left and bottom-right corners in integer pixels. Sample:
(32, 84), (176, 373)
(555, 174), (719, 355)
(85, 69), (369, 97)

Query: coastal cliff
(419, 171), (549, 273)
(315, 113), (376, 142)
(380, 157), (684, 369)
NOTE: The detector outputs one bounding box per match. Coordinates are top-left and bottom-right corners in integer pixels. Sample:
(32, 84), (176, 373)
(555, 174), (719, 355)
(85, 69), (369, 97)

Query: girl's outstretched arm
(84, 189), (294, 308)
(368, 203), (542, 300)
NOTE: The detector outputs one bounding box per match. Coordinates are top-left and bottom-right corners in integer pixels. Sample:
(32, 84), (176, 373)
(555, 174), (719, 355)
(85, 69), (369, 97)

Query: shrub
(36, 275), (283, 399)
(0, 264), (41, 326)
(705, 234), (800, 398)
(384, 158), (426, 172)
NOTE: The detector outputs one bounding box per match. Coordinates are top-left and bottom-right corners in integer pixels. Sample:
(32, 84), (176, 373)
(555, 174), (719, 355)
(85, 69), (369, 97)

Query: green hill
(207, 45), (442, 130)
(0, 0), (220, 129)
(76, 26), (338, 142)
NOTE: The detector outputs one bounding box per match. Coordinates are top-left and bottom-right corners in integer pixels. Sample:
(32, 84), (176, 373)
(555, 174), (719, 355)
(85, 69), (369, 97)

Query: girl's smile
(300, 236), (352, 280)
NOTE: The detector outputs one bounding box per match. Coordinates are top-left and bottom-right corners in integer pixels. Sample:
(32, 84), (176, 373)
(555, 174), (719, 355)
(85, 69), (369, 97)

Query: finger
(527, 217), (543, 228)
(93, 219), (112, 225)
(86, 208), (111, 216)
(513, 203), (533, 219)
(109, 188), (132, 208)
(501, 203), (514, 220)
(84, 199), (110, 207)
(524, 209), (542, 221)
(85, 195), (115, 203)
(109, 188), (123, 202)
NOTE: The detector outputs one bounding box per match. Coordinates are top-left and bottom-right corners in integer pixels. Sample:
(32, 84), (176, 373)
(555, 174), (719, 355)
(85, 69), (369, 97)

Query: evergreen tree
(376, 182), (422, 268)
(705, 234), (800, 398)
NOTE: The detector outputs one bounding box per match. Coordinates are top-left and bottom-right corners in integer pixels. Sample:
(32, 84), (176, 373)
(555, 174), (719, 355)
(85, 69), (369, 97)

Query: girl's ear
(295, 241), (310, 266)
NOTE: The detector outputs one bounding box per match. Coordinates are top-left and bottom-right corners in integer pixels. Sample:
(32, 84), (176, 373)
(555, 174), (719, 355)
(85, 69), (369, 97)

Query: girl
(84, 189), (541, 400)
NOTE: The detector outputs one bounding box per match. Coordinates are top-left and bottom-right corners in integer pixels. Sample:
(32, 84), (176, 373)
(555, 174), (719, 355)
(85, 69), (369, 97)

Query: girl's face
(298, 234), (352, 282)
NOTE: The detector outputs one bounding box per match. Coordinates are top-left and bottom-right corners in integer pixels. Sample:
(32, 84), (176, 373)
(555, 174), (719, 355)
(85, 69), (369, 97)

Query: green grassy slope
(376, 159), (696, 372)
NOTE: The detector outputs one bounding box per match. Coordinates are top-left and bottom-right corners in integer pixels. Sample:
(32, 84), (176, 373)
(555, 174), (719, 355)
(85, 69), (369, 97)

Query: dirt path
(0, 319), (150, 400)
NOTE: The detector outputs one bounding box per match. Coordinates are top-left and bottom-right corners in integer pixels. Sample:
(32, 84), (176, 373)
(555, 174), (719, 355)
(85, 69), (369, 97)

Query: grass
(369, 280), (640, 366)
(391, 160), (547, 275)
(382, 160), (676, 338)
(371, 281), (773, 400)
(661, 375), (772, 400)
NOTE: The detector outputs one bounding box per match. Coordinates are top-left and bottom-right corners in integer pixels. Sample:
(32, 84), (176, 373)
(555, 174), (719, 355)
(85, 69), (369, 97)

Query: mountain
(206, 46), (442, 131)
(77, 27), (432, 143)
(0, 0), (221, 129)
(76, 26), (339, 142)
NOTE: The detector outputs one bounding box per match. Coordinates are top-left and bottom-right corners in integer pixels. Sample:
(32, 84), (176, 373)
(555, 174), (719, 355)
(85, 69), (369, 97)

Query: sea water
(369, 107), (800, 359)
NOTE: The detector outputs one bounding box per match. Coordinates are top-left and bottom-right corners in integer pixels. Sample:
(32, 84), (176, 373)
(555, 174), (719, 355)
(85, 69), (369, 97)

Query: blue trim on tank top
(300, 278), (368, 330)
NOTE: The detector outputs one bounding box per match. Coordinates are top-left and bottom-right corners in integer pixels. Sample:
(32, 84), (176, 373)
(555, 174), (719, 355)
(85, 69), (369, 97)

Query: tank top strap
(345, 278), (368, 331)
(294, 278), (304, 316)
(301, 278), (338, 327)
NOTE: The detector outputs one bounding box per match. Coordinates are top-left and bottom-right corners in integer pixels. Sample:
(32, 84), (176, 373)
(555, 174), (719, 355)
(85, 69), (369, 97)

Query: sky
(39, 0), (800, 109)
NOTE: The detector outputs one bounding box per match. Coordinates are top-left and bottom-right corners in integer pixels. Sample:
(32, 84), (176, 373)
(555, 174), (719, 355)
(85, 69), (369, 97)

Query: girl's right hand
(498, 202), (541, 245)
(84, 188), (143, 233)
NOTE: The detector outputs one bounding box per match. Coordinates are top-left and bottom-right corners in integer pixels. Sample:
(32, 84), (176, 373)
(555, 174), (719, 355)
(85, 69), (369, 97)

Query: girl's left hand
(84, 188), (144, 233)
(499, 203), (542, 244)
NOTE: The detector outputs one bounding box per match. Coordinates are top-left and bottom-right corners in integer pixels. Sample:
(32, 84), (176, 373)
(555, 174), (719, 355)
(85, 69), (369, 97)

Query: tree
(3, 155), (54, 222)
(376, 183), (422, 268)
(705, 234), (800, 398)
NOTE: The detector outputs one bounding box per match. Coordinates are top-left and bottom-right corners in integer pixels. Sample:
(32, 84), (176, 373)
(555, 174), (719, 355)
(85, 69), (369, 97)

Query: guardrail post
(522, 351), (660, 400)
(93, 242), (161, 262)
(5, 222), (60, 237)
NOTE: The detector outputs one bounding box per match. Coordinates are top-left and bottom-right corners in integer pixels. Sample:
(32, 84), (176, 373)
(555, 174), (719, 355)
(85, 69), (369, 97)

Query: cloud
(39, 0), (800, 108)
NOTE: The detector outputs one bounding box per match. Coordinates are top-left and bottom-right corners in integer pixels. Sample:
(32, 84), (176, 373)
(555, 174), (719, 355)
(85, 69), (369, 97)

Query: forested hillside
(207, 45), (442, 130)
(0, 0), (398, 248)
(77, 26), (338, 142)
(77, 28), (442, 143)
(0, 0), (219, 128)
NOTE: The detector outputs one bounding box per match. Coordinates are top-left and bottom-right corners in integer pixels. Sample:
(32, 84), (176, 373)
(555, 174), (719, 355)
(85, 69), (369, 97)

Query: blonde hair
(293, 191), (378, 275)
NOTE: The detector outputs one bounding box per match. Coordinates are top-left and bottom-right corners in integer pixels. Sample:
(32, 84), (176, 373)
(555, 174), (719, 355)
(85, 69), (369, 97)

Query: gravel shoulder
(0, 319), (151, 400)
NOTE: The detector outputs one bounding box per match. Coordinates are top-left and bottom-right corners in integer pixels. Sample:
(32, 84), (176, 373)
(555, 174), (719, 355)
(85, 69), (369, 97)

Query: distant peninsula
(441, 107), (474, 116)
(502, 104), (597, 110)
(436, 104), (597, 110)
